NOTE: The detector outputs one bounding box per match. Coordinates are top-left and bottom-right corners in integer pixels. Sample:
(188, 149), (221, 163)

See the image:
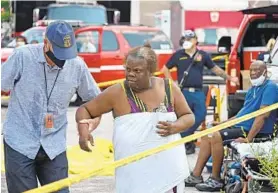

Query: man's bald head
(250, 60), (267, 81)
(251, 60), (266, 68)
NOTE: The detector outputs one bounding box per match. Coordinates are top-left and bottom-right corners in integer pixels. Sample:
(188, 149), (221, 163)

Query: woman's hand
(77, 118), (100, 152)
(156, 121), (176, 137)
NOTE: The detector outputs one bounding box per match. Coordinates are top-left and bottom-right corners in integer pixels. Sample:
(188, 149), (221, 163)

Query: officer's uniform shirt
(166, 49), (215, 88)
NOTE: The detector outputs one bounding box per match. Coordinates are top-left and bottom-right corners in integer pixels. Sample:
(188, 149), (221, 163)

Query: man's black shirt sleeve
(166, 51), (179, 69)
(204, 52), (215, 69)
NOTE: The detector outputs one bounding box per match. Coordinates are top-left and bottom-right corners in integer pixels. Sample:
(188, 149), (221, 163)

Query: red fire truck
(183, 10), (244, 78)
(183, 10), (243, 54)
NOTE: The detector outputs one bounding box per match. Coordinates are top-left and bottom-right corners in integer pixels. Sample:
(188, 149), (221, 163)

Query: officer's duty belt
(182, 87), (203, 92)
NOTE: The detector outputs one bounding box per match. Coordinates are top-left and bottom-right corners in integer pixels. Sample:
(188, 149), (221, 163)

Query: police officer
(161, 30), (239, 155)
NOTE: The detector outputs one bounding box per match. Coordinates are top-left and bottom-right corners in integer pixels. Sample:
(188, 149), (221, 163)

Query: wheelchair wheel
(248, 179), (261, 193)
(225, 182), (242, 193)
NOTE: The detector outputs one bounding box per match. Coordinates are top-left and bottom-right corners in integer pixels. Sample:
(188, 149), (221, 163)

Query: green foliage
(1, 0), (9, 8)
(257, 143), (278, 191)
(1, 0), (11, 22)
(1, 11), (10, 22)
(249, 125), (278, 192)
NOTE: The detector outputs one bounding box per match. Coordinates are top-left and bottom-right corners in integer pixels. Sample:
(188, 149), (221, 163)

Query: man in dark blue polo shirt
(161, 30), (239, 154)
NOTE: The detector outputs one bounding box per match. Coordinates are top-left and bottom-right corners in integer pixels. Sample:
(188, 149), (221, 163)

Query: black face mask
(46, 50), (66, 68)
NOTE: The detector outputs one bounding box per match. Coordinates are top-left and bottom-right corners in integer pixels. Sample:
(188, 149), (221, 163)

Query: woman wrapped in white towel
(75, 42), (195, 193)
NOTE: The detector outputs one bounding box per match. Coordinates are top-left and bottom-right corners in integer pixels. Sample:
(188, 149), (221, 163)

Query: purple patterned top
(123, 79), (174, 113)
(128, 99), (174, 113)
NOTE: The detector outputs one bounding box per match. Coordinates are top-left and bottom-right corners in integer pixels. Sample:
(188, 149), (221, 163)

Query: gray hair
(125, 42), (157, 73)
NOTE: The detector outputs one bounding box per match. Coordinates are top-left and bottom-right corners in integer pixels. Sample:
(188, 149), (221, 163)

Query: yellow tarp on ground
(1, 138), (115, 176)
(67, 138), (115, 176)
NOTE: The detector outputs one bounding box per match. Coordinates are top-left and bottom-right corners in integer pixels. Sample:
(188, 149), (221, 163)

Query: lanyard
(43, 64), (60, 107)
(178, 50), (199, 89)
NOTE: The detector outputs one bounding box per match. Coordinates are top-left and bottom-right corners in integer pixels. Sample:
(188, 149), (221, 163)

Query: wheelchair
(222, 138), (277, 193)
(222, 115), (278, 193)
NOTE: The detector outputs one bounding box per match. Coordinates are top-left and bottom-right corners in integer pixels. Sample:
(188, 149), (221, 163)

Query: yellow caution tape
(24, 102), (278, 193)
(212, 55), (228, 61)
(153, 68), (177, 76)
(97, 78), (126, 88)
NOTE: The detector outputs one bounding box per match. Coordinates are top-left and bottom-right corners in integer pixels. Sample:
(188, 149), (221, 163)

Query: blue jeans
(4, 140), (69, 193)
(181, 90), (207, 137)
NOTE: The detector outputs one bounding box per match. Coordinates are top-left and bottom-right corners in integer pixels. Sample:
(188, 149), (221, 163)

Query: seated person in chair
(184, 60), (278, 192)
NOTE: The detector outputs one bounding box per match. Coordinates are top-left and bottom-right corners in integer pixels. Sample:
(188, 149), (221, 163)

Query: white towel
(113, 112), (189, 193)
(232, 138), (278, 159)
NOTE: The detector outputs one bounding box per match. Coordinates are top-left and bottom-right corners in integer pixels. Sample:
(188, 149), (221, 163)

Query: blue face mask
(46, 50), (66, 68)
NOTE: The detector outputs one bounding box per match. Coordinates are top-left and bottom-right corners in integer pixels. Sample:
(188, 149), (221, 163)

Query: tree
(1, 0), (11, 22)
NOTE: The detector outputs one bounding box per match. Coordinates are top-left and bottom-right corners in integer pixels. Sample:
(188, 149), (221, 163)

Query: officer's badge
(63, 35), (71, 48)
(195, 54), (202, 61)
(179, 56), (188, 60)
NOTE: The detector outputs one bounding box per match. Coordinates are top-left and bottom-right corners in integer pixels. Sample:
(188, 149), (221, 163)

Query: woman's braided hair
(125, 42), (157, 73)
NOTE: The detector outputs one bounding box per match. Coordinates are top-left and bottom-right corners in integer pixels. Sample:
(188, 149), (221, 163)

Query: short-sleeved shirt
(235, 80), (278, 134)
(165, 49), (215, 88)
(1, 44), (101, 160)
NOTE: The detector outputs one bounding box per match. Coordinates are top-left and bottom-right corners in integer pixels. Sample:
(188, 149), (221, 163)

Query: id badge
(45, 113), (54, 129)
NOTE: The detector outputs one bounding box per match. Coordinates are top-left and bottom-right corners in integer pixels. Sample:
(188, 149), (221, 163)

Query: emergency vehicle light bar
(55, 0), (97, 5)
(34, 20), (84, 28)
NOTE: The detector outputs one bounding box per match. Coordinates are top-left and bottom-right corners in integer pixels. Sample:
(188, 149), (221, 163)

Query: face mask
(250, 71), (266, 86)
(17, 42), (25, 47)
(46, 50), (66, 68)
(182, 41), (193, 49)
